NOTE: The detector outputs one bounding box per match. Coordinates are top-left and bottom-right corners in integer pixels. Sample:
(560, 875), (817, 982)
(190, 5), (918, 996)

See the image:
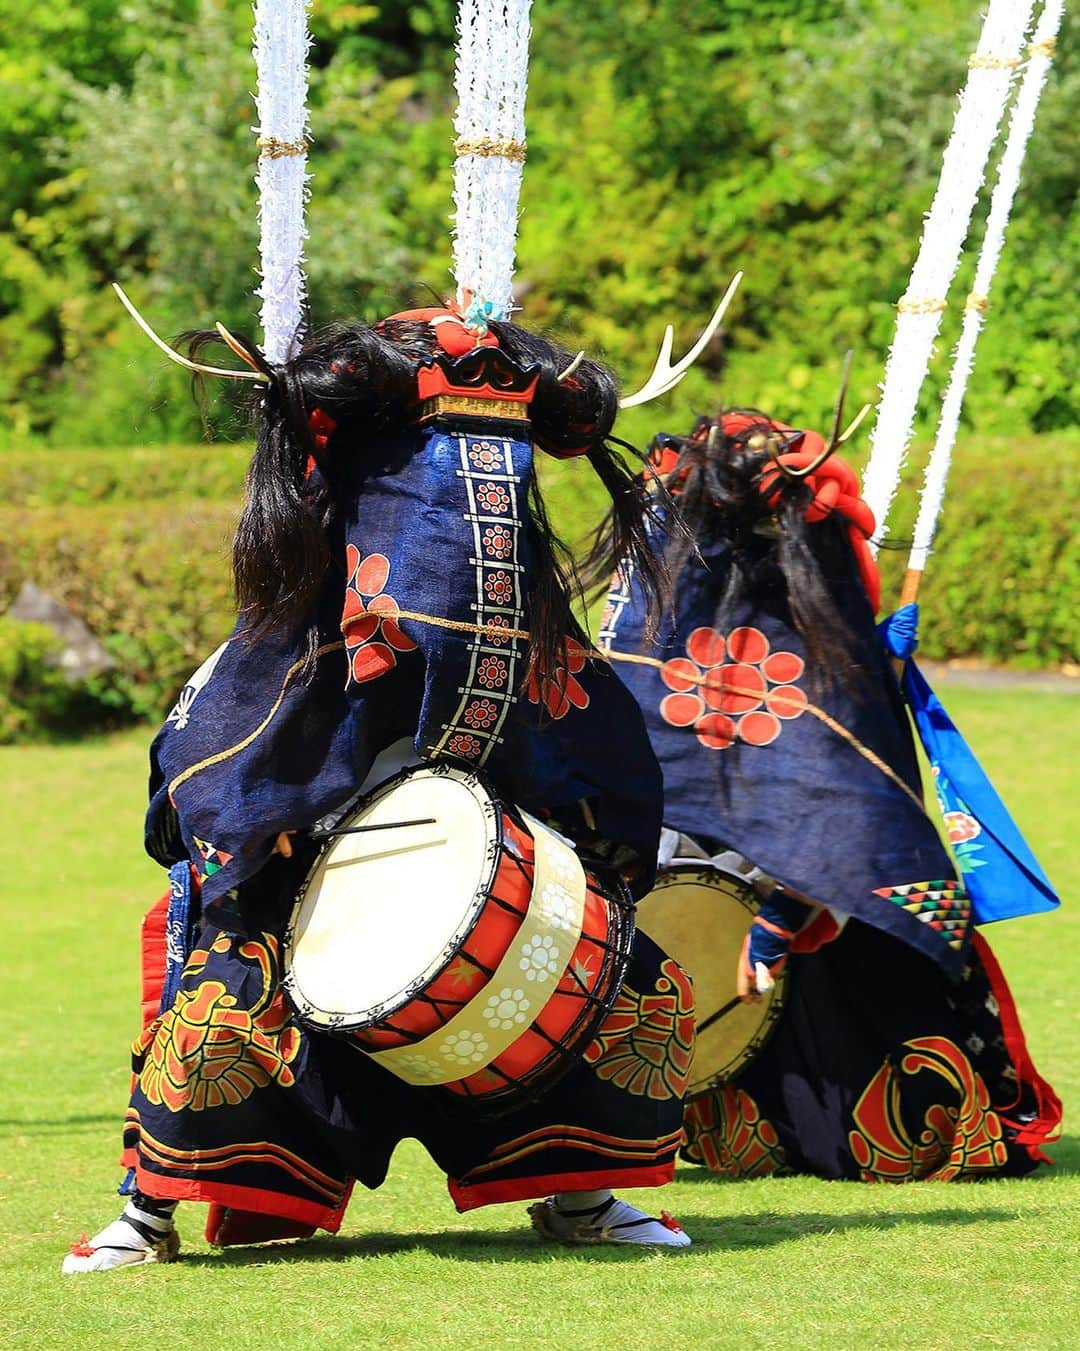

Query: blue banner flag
(903, 661), (1059, 924)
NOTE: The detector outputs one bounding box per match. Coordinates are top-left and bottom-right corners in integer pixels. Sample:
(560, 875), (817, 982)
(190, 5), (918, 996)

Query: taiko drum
(283, 763), (634, 1112)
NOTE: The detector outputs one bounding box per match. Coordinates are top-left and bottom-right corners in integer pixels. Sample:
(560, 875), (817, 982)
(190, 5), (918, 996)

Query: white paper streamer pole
(253, 0), (311, 365)
(861, 0), (1034, 550)
(452, 0), (533, 325)
(906, 1), (1064, 585)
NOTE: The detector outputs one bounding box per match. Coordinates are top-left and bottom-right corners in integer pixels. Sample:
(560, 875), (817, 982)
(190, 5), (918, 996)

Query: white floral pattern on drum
(482, 987), (532, 1031)
(394, 1051), (445, 1082)
(519, 934), (561, 983)
(364, 812), (587, 1086)
(439, 1029), (491, 1065)
(536, 881), (579, 933)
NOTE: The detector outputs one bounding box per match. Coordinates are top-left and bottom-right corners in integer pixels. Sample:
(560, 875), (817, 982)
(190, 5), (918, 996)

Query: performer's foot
(61, 1195), (179, 1273)
(528, 1190), (691, 1249)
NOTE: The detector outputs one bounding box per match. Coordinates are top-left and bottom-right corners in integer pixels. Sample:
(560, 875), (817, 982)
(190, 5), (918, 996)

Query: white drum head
(636, 864), (786, 1096)
(286, 766), (498, 1026)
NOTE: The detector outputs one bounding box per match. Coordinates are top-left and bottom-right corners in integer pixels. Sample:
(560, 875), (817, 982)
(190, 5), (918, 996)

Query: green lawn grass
(2, 689), (1076, 1349)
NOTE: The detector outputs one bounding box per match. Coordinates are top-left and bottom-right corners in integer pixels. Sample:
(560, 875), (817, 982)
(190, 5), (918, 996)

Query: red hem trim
(447, 1163), (676, 1213)
(128, 1161), (352, 1233)
(753, 916), (796, 941)
(972, 930), (1063, 1151)
(140, 892), (171, 1033)
(791, 910), (840, 955)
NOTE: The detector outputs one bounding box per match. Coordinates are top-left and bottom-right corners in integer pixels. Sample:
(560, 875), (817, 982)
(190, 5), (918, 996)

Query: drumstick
(695, 995), (742, 1034)
(311, 817), (436, 840)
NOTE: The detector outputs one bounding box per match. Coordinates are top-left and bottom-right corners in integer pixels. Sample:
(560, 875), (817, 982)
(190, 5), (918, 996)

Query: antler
(619, 271), (743, 409)
(112, 284), (270, 384)
(556, 350), (586, 383)
(766, 351), (872, 480)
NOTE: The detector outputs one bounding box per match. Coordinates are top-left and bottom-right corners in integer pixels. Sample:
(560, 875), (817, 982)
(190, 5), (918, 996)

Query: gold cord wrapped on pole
(896, 296), (948, 315)
(452, 136), (527, 162)
(968, 53), (1020, 69)
(256, 136), (307, 159)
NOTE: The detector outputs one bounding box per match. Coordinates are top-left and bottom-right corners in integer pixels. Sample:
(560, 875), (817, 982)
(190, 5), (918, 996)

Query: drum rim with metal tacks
(282, 762), (637, 1116)
(283, 761), (503, 1032)
(450, 855), (635, 1115)
(635, 862), (787, 1099)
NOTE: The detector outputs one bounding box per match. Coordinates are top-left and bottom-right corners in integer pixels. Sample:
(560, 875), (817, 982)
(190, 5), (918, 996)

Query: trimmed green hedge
(0, 498), (239, 732)
(0, 432), (1074, 741)
(546, 430), (1079, 669)
(0, 443), (251, 507)
(870, 440), (1078, 670)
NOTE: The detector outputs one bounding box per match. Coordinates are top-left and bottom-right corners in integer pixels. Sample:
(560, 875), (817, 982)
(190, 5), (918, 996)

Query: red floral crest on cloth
(484, 570), (514, 606)
(944, 811), (981, 845)
(484, 615), (513, 646)
(659, 625), (808, 750)
(482, 524), (513, 559)
(477, 655), (509, 689)
(447, 733), (483, 760)
(527, 637), (591, 719)
(469, 441), (503, 472)
(476, 482), (511, 514)
(463, 697), (499, 730)
(341, 548), (418, 685)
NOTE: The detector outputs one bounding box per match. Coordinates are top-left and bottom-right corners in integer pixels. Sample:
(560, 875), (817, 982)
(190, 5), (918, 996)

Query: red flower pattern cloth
(340, 548), (418, 684)
(659, 624), (807, 749)
(527, 637), (591, 720)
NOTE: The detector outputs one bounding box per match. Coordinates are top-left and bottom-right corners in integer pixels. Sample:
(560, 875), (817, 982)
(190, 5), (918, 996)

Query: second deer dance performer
(599, 411), (1059, 1182)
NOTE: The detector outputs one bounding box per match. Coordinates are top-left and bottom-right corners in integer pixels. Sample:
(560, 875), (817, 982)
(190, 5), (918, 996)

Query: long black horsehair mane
(597, 412), (865, 691)
(184, 319), (666, 685)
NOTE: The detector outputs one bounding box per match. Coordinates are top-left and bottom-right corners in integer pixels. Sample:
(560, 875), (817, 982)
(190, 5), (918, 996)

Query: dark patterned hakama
(680, 921), (1059, 1182)
(122, 922), (692, 1229)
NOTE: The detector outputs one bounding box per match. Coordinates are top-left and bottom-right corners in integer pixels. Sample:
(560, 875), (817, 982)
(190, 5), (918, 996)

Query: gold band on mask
(418, 395), (530, 421)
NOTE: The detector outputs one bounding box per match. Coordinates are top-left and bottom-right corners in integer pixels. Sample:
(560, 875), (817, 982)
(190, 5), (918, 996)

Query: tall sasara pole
(451, 0), (534, 330)
(253, 0), (312, 365)
(861, 0), (1034, 552)
(901, 0), (1065, 606)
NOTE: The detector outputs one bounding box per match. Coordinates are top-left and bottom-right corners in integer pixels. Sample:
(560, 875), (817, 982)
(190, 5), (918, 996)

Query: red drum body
(283, 764), (634, 1112)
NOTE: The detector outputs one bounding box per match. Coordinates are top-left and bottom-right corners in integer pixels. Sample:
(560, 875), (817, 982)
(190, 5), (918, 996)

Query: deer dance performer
(61, 310), (700, 1271)
(599, 411), (1060, 1182)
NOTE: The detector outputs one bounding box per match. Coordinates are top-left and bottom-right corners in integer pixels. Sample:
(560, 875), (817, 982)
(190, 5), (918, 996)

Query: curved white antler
(619, 271), (743, 409)
(556, 350), (585, 383)
(112, 284), (270, 383)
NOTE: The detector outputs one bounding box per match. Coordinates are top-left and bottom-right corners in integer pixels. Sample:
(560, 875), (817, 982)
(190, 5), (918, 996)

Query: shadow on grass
(0, 1114), (120, 1135)
(177, 1204), (1024, 1267)
(674, 1137), (1080, 1183)
(1031, 1135), (1080, 1177)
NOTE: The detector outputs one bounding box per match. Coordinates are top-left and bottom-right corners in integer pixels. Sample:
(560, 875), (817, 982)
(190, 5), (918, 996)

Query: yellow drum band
(363, 813), (588, 1086)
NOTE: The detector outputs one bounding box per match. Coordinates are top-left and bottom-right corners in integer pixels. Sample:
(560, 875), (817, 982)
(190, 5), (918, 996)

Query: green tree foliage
(0, 0), (1074, 450)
